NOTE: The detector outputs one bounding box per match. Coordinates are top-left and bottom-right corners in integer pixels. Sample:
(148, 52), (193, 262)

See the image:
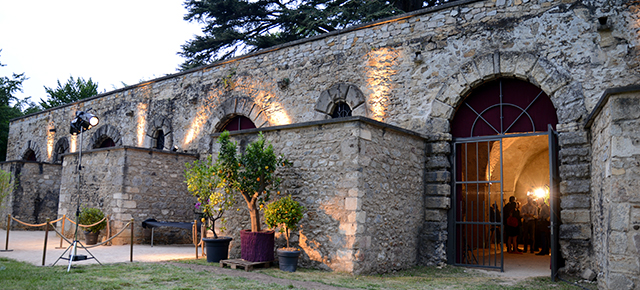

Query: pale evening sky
(0, 1), (202, 105)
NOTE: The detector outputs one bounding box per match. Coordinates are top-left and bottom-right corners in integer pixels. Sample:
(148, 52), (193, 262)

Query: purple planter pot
(240, 230), (274, 262)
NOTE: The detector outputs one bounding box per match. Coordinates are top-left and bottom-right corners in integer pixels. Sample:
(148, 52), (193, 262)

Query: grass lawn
(0, 257), (594, 289)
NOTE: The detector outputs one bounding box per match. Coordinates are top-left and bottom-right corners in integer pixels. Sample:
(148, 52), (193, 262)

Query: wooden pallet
(219, 259), (272, 271)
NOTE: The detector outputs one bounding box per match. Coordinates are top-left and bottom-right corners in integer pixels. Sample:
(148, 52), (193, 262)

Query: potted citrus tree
(215, 131), (290, 262)
(185, 155), (235, 262)
(79, 207), (107, 245)
(265, 195), (305, 272)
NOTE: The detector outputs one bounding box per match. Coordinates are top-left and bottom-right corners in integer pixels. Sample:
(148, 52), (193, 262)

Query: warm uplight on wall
(183, 106), (209, 147)
(136, 103), (148, 147)
(46, 124), (55, 160)
(365, 47), (399, 121)
(70, 134), (77, 153)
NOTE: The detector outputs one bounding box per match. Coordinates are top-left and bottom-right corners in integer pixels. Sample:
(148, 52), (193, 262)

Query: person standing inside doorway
(521, 196), (537, 253)
(536, 200), (551, 255)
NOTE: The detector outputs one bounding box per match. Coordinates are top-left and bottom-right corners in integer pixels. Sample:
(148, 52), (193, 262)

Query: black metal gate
(452, 137), (504, 270)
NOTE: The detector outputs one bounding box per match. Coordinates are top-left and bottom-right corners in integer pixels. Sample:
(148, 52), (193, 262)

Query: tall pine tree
(179, 0), (452, 70)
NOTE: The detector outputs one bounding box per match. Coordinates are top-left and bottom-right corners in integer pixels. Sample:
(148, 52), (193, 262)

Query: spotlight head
(70, 110), (99, 134)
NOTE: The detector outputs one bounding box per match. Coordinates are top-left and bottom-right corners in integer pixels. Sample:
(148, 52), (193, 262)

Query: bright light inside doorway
(531, 186), (549, 200)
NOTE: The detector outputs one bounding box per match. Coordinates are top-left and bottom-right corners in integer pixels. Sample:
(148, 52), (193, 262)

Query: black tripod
(52, 114), (101, 271)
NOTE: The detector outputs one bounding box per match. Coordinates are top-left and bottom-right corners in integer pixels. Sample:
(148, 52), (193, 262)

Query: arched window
(154, 129), (165, 150)
(331, 102), (352, 118)
(23, 149), (37, 161)
(53, 137), (69, 164)
(98, 138), (116, 148)
(220, 116), (256, 132)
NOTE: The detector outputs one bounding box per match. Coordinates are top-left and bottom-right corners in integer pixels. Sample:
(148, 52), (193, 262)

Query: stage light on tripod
(70, 110), (99, 134)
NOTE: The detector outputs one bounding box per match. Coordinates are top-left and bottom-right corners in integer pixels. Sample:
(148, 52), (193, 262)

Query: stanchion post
(130, 218), (134, 262)
(193, 220), (198, 259)
(4, 214), (11, 251)
(58, 214), (66, 249)
(43, 218), (50, 266)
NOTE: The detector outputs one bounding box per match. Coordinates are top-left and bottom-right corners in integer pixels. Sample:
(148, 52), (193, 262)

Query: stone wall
(588, 87), (640, 289)
(0, 161), (61, 230)
(5, 0), (640, 276)
(58, 147), (197, 244)
(209, 118), (426, 274)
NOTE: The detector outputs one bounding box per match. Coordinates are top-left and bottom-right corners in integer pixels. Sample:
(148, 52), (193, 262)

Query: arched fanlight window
(220, 116), (256, 132)
(155, 129), (165, 150)
(331, 102), (352, 118)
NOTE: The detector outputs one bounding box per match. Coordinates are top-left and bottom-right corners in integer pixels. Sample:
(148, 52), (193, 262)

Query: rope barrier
(10, 216), (64, 228)
(63, 215), (108, 229)
(49, 221), (132, 249)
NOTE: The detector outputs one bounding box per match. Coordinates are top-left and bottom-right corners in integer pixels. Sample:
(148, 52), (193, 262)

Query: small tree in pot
(79, 207), (107, 245)
(185, 155), (235, 262)
(215, 131), (290, 262)
(265, 195), (305, 272)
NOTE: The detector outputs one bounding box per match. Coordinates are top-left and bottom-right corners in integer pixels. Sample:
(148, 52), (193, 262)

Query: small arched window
(220, 116), (256, 132)
(331, 102), (352, 118)
(155, 129), (165, 150)
(98, 138), (116, 148)
(23, 149), (37, 161)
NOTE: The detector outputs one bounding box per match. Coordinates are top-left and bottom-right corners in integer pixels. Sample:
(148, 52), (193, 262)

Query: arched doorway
(448, 78), (560, 276)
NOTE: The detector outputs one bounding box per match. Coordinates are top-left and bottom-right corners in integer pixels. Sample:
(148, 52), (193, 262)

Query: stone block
(606, 273), (634, 290)
(559, 131), (588, 147)
(561, 194), (590, 209)
(610, 203), (630, 231)
(513, 53), (538, 78)
(425, 196), (450, 209)
(425, 118), (450, 134)
(559, 223), (591, 240)
(499, 51), (519, 75)
(539, 67), (571, 95)
(424, 209), (447, 221)
(425, 156), (450, 169)
(608, 254), (639, 274)
(425, 184), (450, 196)
(611, 96), (640, 122)
(430, 100), (454, 119)
(561, 209), (591, 224)
(474, 53), (496, 79)
(424, 171), (451, 183)
(560, 180), (590, 195)
(345, 197), (359, 210)
(608, 231), (628, 255)
(559, 163), (590, 179)
(426, 142), (450, 155)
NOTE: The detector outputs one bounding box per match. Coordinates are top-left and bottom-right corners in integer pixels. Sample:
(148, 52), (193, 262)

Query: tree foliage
(184, 155), (236, 238)
(215, 131), (290, 232)
(39, 76), (99, 109)
(265, 195), (304, 249)
(0, 51), (38, 161)
(179, 0), (454, 70)
(0, 169), (15, 209)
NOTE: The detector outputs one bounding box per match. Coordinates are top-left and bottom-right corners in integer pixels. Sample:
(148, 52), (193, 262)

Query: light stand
(53, 110), (101, 271)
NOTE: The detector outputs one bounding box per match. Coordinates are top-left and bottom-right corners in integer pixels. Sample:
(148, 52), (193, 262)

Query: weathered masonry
(2, 0), (639, 287)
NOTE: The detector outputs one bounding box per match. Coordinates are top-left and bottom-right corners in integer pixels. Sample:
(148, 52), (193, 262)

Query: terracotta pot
(203, 237), (232, 263)
(240, 230), (274, 262)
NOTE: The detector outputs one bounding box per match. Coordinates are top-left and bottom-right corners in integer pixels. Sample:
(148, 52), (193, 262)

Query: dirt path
(164, 262), (354, 290)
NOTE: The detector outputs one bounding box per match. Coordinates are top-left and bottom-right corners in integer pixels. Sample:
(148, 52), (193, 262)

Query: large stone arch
(434, 51), (593, 275)
(145, 116), (173, 150)
(20, 140), (43, 162)
(53, 137), (69, 164)
(87, 124), (123, 149)
(213, 96), (269, 132)
(430, 51), (588, 130)
(314, 83), (366, 116)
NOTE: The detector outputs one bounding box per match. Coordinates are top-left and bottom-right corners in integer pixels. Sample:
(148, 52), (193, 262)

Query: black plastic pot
(277, 249), (301, 272)
(84, 231), (100, 245)
(203, 237), (233, 263)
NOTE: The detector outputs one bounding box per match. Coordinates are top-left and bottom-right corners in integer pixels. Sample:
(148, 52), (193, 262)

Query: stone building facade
(1, 0), (639, 286)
